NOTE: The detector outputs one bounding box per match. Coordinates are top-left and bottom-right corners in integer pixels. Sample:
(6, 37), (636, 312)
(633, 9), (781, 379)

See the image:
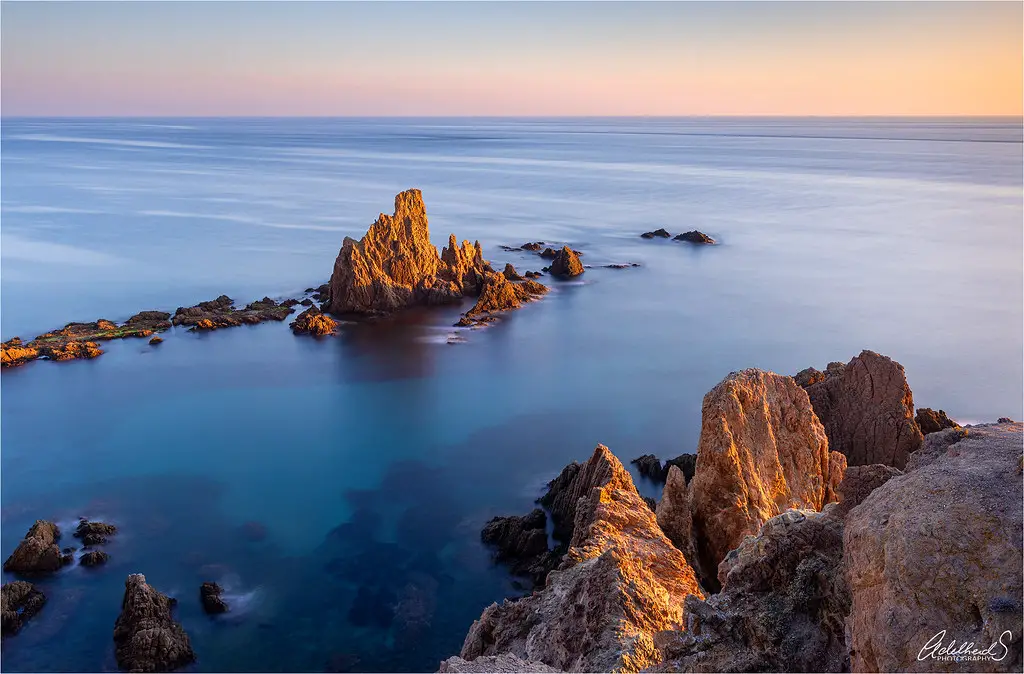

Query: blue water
(2, 117), (1022, 672)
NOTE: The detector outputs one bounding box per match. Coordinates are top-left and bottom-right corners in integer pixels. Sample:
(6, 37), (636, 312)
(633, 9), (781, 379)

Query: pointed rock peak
(550, 246), (584, 277)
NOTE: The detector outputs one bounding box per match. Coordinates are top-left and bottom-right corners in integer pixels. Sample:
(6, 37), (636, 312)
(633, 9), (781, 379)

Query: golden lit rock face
(325, 189), (489, 314)
(290, 306), (337, 336)
(661, 369), (846, 587)
(458, 445), (704, 673)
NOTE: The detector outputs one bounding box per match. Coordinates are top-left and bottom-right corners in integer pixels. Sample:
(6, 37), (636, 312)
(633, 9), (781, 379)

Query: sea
(1, 117), (1021, 672)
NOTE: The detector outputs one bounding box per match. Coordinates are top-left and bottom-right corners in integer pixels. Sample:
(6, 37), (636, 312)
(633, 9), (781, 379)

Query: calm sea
(2, 117), (1021, 672)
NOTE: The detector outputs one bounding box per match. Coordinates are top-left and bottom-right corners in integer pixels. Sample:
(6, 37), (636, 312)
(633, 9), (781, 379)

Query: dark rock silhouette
(915, 407), (960, 435)
(200, 582), (228, 614)
(640, 228), (671, 239)
(673, 230), (715, 244)
(1, 581), (46, 636)
(113, 574), (195, 672)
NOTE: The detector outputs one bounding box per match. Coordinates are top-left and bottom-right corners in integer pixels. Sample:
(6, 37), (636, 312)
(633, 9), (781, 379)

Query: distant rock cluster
(640, 228), (716, 244)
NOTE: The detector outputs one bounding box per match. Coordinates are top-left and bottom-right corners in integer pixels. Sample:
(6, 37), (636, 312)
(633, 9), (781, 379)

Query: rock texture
(652, 507), (849, 673)
(80, 550), (110, 567)
(480, 509), (556, 587)
(290, 306), (338, 336)
(459, 271), (547, 326)
(1, 581), (46, 635)
(3, 520), (66, 575)
(457, 445), (704, 673)
(200, 582), (228, 614)
(549, 246), (584, 278)
(659, 369), (846, 588)
(172, 295), (294, 331)
(914, 407), (960, 435)
(75, 519), (117, 547)
(324, 190), (489, 315)
(797, 350), (924, 469)
(2, 313), (173, 367)
(844, 422), (1023, 673)
(673, 231), (715, 244)
(832, 463), (903, 519)
(113, 574), (195, 672)
(439, 653), (559, 673)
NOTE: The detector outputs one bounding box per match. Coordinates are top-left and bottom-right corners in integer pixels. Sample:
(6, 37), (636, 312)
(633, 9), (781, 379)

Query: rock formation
(1, 581), (46, 636)
(75, 519), (117, 546)
(457, 445), (704, 673)
(659, 369), (846, 588)
(458, 271), (548, 326)
(844, 422), (1023, 673)
(641, 228), (672, 239)
(480, 509), (556, 586)
(673, 231), (715, 244)
(200, 582), (228, 614)
(148, 336), (163, 345)
(173, 295), (294, 330)
(1, 312), (173, 368)
(631, 454), (696, 484)
(113, 574), (195, 672)
(549, 246), (584, 278)
(80, 550), (110, 567)
(914, 407), (960, 435)
(502, 263), (524, 281)
(290, 306), (338, 336)
(323, 190), (491, 315)
(796, 350), (924, 468)
(831, 463), (903, 519)
(3, 520), (66, 575)
(439, 653), (559, 673)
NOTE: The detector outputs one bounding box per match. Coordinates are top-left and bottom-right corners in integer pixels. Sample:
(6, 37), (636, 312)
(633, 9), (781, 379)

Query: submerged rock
(173, 294), (294, 331)
(673, 231), (715, 244)
(914, 407), (960, 435)
(844, 422), (1023, 672)
(1, 581), (46, 636)
(113, 574), (195, 672)
(653, 507), (849, 673)
(324, 190), (489, 315)
(200, 582), (228, 614)
(660, 369), (846, 588)
(640, 228), (672, 239)
(290, 306), (338, 336)
(457, 445), (704, 673)
(798, 350), (924, 468)
(80, 550), (110, 567)
(549, 246), (584, 278)
(3, 520), (66, 575)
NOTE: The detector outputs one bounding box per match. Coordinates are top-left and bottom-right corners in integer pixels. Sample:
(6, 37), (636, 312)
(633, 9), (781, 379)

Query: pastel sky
(2, 1), (1021, 116)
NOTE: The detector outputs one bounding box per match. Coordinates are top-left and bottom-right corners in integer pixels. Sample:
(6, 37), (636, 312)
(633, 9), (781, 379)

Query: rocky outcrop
(480, 510), (556, 587)
(832, 463), (903, 519)
(797, 350), (924, 469)
(1, 581), (46, 636)
(673, 231), (715, 244)
(914, 407), (960, 435)
(323, 190), (490, 315)
(200, 582), (228, 614)
(665, 454), (697, 484)
(3, 521), (66, 575)
(502, 263), (524, 281)
(844, 422), (1023, 673)
(659, 370), (846, 588)
(641, 228), (672, 239)
(459, 271), (547, 326)
(457, 445), (704, 673)
(75, 519), (117, 547)
(631, 454), (664, 481)
(80, 550), (110, 567)
(290, 306), (338, 336)
(113, 574), (195, 672)
(656, 466), (696, 568)
(440, 653), (559, 673)
(1, 338), (41, 367)
(172, 295), (294, 331)
(549, 246), (584, 278)
(652, 507), (849, 673)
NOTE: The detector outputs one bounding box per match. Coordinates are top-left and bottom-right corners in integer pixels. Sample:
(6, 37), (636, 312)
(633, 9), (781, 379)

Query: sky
(2, 1), (1021, 117)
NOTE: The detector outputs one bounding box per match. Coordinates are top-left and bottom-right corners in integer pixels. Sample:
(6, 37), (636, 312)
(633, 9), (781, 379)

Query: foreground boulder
(3, 520), (66, 575)
(659, 369), (846, 588)
(113, 574), (195, 672)
(797, 350), (924, 468)
(324, 189), (489, 315)
(844, 422), (1023, 672)
(1, 581), (46, 635)
(290, 306), (338, 336)
(457, 445), (704, 673)
(914, 407), (960, 435)
(652, 507), (849, 673)
(549, 246), (584, 278)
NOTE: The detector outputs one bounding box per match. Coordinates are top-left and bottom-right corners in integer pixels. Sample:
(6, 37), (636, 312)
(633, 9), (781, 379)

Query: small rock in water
(521, 242), (544, 252)
(74, 519), (117, 547)
(80, 550), (110, 567)
(640, 228), (672, 239)
(3, 520), (66, 575)
(549, 246), (584, 278)
(673, 230), (715, 244)
(631, 454), (664, 481)
(200, 582), (229, 614)
(148, 336), (163, 345)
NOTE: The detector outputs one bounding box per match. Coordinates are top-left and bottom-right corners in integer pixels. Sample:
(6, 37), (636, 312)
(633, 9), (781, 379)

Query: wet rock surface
(3, 520), (66, 575)
(844, 422), (1023, 673)
(548, 246), (584, 278)
(113, 574), (195, 672)
(1, 581), (47, 636)
(458, 445), (704, 673)
(290, 306), (338, 336)
(798, 350), (924, 468)
(172, 295), (294, 331)
(200, 582), (228, 614)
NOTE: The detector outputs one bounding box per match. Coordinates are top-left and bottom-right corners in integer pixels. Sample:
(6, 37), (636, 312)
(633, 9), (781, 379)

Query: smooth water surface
(2, 117), (1022, 672)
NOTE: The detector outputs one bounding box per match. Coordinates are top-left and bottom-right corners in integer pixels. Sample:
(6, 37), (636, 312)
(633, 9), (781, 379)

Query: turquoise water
(2, 118), (1022, 671)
